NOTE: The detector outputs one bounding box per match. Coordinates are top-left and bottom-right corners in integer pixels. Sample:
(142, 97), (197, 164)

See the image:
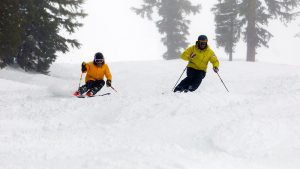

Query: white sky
(56, 0), (300, 65)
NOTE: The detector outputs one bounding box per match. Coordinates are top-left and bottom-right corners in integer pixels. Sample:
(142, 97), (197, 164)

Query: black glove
(81, 62), (87, 72)
(213, 67), (219, 73)
(106, 80), (111, 87)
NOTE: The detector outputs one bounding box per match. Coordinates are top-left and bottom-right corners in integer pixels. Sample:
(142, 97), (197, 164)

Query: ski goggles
(95, 59), (104, 64)
(199, 41), (207, 46)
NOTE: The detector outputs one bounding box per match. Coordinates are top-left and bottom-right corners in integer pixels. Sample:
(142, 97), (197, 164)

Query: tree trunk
(246, 36), (256, 62)
(246, 0), (257, 62)
(229, 51), (233, 61)
(229, 14), (234, 61)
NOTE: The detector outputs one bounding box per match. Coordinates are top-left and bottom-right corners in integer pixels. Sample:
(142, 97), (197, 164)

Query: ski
(87, 92), (111, 97)
(75, 92), (111, 98)
(76, 95), (86, 98)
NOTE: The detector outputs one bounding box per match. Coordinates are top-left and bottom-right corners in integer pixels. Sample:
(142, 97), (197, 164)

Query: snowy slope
(0, 60), (300, 169)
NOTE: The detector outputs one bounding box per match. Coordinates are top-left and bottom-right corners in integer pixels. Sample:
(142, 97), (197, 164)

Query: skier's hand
(213, 67), (219, 73)
(81, 62), (87, 72)
(190, 53), (196, 59)
(106, 80), (112, 87)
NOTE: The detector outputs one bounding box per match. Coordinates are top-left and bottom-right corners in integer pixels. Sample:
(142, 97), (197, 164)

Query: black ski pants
(79, 80), (105, 94)
(174, 67), (206, 92)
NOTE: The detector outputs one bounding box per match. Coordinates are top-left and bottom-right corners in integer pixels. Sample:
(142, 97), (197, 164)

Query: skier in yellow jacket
(174, 35), (219, 92)
(74, 52), (112, 97)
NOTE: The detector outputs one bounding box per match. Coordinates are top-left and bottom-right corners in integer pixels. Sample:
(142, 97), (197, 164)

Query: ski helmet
(197, 35), (208, 50)
(198, 35), (208, 42)
(94, 52), (104, 65)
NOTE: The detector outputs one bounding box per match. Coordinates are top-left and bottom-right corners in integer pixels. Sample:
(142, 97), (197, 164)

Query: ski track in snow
(1, 60), (300, 169)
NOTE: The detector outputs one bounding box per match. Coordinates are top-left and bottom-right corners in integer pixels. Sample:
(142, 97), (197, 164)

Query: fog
(56, 0), (300, 65)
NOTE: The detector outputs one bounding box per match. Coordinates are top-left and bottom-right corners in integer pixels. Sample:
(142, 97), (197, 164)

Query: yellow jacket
(83, 62), (112, 82)
(181, 45), (219, 72)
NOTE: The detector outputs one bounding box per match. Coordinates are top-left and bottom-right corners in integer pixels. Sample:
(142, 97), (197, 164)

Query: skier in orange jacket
(74, 52), (112, 97)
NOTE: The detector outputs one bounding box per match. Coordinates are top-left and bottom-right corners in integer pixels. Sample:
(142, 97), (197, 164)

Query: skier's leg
(78, 81), (95, 94)
(174, 77), (191, 92)
(174, 67), (198, 92)
(188, 70), (206, 92)
(88, 80), (105, 95)
(181, 67), (200, 92)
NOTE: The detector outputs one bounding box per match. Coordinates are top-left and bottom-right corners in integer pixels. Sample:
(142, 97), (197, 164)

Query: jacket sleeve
(84, 62), (90, 73)
(209, 52), (219, 68)
(181, 46), (194, 61)
(105, 64), (112, 81)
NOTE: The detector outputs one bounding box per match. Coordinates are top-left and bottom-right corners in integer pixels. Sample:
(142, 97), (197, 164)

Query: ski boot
(86, 91), (94, 97)
(73, 90), (85, 98)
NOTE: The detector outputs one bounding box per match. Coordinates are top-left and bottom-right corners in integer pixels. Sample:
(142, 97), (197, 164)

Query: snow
(1, 60), (300, 169)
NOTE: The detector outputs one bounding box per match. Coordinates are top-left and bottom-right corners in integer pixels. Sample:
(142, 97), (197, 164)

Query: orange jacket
(83, 62), (112, 82)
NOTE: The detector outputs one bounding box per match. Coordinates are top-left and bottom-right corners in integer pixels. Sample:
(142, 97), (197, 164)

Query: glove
(81, 62), (87, 72)
(190, 53), (196, 59)
(213, 67), (219, 73)
(106, 80), (112, 87)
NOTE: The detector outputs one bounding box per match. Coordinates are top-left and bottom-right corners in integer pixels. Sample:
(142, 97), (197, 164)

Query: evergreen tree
(132, 0), (200, 59)
(212, 0), (300, 62)
(212, 0), (240, 61)
(0, 0), (22, 68)
(240, 0), (300, 61)
(0, 0), (86, 73)
(17, 0), (86, 73)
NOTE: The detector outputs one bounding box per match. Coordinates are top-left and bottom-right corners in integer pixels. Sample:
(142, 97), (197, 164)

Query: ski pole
(172, 66), (187, 91)
(216, 72), (229, 92)
(110, 86), (118, 93)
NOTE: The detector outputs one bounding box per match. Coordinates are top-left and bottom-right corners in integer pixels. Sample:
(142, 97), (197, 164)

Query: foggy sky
(56, 0), (300, 66)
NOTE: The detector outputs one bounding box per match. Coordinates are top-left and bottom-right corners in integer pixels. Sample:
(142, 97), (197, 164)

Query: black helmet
(94, 52), (104, 65)
(197, 35), (208, 50)
(94, 52), (104, 59)
(198, 35), (208, 42)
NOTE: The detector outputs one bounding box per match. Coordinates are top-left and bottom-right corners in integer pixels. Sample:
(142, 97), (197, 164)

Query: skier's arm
(181, 46), (194, 61)
(209, 52), (219, 72)
(104, 64), (112, 81)
(104, 65), (112, 87)
(81, 62), (87, 73)
(209, 52), (219, 69)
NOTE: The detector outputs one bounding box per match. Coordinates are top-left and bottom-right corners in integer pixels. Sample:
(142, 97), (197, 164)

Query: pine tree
(0, 0), (22, 68)
(16, 0), (86, 73)
(239, 0), (300, 61)
(0, 0), (86, 73)
(212, 0), (240, 61)
(132, 0), (200, 60)
(212, 0), (300, 62)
